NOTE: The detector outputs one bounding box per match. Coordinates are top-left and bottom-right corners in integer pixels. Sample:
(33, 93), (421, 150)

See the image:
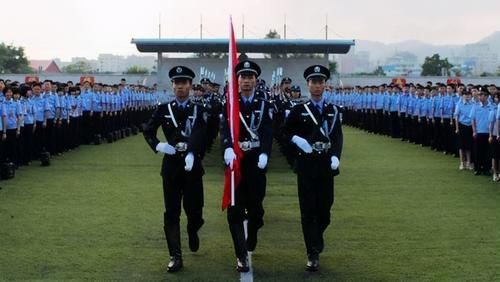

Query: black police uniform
(283, 65), (343, 272)
(143, 66), (207, 273)
(220, 60), (273, 272)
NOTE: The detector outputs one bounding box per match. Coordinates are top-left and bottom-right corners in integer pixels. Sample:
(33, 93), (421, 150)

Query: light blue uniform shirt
(440, 94), (455, 119)
(44, 92), (59, 120)
(81, 90), (94, 111)
(2, 99), (21, 129)
(454, 98), (473, 126)
(470, 103), (493, 134)
(23, 98), (36, 125)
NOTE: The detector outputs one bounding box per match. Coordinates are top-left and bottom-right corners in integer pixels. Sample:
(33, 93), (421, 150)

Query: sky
(1, 0), (499, 61)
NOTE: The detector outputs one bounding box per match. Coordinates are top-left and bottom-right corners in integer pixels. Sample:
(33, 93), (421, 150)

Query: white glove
(156, 142), (176, 155)
(291, 135), (313, 153)
(257, 153), (268, 169)
(331, 156), (340, 170)
(285, 109), (291, 117)
(224, 148), (237, 168)
(184, 153), (194, 171)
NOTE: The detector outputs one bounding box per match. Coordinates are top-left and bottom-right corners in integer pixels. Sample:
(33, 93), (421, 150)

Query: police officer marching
(221, 60), (273, 272)
(283, 65), (343, 272)
(143, 66), (208, 273)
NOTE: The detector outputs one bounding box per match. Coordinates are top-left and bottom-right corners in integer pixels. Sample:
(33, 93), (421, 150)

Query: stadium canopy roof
(131, 38), (355, 54)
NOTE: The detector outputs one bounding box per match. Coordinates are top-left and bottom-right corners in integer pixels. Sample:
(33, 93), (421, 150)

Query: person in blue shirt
(31, 82), (47, 157)
(80, 81), (95, 144)
(431, 85), (445, 151)
(440, 85), (457, 154)
(489, 93), (500, 181)
(2, 86), (22, 167)
(389, 86), (401, 138)
(470, 90), (494, 175)
(55, 86), (70, 154)
(454, 91), (474, 171)
(43, 80), (60, 155)
(398, 85), (410, 141)
(20, 87), (37, 164)
(374, 85), (385, 135)
(68, 87), (82, 150)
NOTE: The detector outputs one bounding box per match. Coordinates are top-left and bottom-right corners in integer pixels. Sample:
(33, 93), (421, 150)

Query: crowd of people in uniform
(326, 82), (500, 181)
(5, 63), (497, 274)
(0, 77), (160, 180)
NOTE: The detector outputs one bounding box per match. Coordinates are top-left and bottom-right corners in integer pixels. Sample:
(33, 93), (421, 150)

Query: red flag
(222, 17), (243, 210)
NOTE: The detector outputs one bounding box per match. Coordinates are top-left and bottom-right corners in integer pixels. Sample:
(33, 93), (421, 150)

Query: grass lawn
(0, 127), (498, 281)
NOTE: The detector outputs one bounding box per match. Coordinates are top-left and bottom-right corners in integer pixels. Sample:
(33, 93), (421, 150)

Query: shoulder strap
(304, 103), (327, 137)
(167, 103), (178, 128)
(239, 112), (259, 140)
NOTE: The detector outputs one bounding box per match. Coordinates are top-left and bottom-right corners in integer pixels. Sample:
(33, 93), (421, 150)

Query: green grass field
(0, 127), (498, 281)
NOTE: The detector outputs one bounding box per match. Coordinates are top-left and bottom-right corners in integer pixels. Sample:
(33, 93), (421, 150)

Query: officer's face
(5, 89), (13, 100)
(172, 79), (192, 100)
(281, 82), (291, 92)
(43, 82), (51, 92)
(307, 78), (326, 99)
(479, 94), (488, 103)
(291, 91), (300, 99)
(194, 89), (203, 97)
(464, 93), (471, 102)
(32, 86), (41, 95)
(238, 73), (256, 93)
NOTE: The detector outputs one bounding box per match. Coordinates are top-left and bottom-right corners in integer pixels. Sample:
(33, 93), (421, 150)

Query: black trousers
(4, 129), (19, 166)
(22, 124), (35, 163)
(296, 154), (334, 256)
(162, 165), (204, 257)
(45, 119), (57, 155)
(227, 150), (266, 259)
(34, 121), (45, 156)
(81, 111), (92, 144)
(390, 112), (400, 138)
(474, 133), (491, 173)
(69, 117), (80, 149)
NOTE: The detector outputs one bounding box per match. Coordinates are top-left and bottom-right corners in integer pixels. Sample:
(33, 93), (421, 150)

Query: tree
(125, 66), (149, 74)
(0, 42), (31, 73)
(194, 52), (226, 59)
(373, 66), (386, 76)
(497, 66), (500, 77)
(62, 61), (93, 73)
(329, 60), (338, 75)
(421, 54), (453, 76)
(264, 29), (280, 40)
(264, 29), (285, 59)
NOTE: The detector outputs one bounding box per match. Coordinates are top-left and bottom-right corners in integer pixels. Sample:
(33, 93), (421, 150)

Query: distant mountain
(352, 31), (499, 64)
(477, 31), (500, 50)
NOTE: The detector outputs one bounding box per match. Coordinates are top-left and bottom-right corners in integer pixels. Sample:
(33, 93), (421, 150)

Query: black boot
(164, 224), (183, 273)
(236, 256), (250, 273)
(306, 253), (319, 272)
(246, 225), (258, 252)
(229, 222), (248, 265)
(187, 218), (204, 252)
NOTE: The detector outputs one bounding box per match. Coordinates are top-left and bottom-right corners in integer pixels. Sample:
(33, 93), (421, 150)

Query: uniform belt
(238, 141), (260, 151)
(175, 142), (188, 152)
(311, 142), (331, 152)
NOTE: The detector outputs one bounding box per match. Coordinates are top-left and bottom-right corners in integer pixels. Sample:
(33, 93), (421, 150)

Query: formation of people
(328, 83), (500, 181)
(143, 61), (343, 274)
(0, 77), (160, 179)
(7, 61), (496, 276)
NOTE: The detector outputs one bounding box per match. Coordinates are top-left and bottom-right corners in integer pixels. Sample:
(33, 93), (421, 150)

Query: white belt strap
(239, 112), (259, 140)
(303, 103), (327, 137)
(167, 103), (178, 128)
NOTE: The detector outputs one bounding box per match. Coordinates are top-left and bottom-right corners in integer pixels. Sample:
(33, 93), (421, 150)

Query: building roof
(131, 38), (355, 54)
(29, 60), (61, 73)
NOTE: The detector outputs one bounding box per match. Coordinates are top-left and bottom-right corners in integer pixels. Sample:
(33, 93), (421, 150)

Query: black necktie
(315, 104), (322, 114)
